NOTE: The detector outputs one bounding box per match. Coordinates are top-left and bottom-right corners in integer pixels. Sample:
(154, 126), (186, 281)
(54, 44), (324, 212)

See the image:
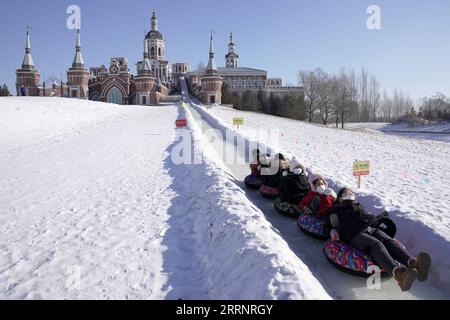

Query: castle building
(16, 28), (40, 96)
(88, 11), (172, 105)
(137, 11), (171, 87)
(201, 33), (223, 105)
(187, 32), (304, 101)
(67, 30), (89, 99)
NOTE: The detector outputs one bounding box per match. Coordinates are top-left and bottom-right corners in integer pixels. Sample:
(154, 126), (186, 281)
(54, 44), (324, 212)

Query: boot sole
(416, 252), (431, 282)
(399, 269), (419, 292)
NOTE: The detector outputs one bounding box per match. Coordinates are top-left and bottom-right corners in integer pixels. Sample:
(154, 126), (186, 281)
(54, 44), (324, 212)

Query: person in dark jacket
(278, 157), (310, 204)
(326, 188), (432, 292)
(260, 153), (289, 187)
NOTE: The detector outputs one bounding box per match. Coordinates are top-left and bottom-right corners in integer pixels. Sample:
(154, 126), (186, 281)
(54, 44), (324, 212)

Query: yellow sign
(353, 161), (370, 176)
(233, 118), (244, 126)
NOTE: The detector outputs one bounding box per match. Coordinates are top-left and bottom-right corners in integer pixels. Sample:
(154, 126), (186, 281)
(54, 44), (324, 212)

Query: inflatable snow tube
(273, 198), (302, 218)
(244, 175), (264, 189)
(323, 239), (389, 277)
(296, 215), (328, 240)
(259, 185), (280, 199)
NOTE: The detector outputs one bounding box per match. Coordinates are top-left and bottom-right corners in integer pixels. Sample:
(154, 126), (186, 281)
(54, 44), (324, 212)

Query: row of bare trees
(299, 68), (415, 127)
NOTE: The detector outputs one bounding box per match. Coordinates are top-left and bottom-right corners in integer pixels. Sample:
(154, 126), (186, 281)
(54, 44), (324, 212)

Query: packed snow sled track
(184, 101), (449, 300)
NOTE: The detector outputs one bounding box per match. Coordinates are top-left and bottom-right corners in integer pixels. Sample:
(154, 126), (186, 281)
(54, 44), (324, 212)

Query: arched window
(107, 87), (123, 105)
(158, 47), (162, 57)
(150, 47), (155, 57)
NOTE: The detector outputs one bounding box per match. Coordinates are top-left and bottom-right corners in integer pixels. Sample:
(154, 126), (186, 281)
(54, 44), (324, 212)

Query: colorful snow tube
(323, 239), (388, 277)
(273, 198), (302, 218)
(259, 185), (280, 199)
(244, 175), (264, 189)
(296, 215), (328, 240)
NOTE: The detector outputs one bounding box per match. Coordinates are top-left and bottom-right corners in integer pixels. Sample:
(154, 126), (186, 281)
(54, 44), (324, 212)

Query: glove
(303, 206), (312, 215)
(330, 229), (340, 242)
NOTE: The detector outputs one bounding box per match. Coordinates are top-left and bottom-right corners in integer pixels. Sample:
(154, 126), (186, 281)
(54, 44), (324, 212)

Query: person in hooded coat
(277, 157), (310, 204)
(299, 174), (336, 219)
(325, 188), (432, 292)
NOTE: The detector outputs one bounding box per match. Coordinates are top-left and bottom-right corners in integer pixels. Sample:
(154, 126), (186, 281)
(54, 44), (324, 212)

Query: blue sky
(1, 0), (449, 100)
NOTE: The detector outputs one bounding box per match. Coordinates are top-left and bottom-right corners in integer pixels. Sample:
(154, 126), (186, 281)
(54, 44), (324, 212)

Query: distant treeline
(222, 68), (450, 128)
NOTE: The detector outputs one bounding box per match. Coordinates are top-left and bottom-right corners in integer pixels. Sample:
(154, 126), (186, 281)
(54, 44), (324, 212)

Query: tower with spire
(201, 32), (223, 105)
(225, 32), (239, 68)
(16, 27), (40, 96)
(67, 29), (89, 99)
(134, 39), (157, 105)
(143, 10), (170, 85)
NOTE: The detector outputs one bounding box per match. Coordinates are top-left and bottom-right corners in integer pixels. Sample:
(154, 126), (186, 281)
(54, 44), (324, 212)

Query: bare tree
(299, 69), (323, 123)
(335, 69), (357, 128)
(316, 72), (338, 125)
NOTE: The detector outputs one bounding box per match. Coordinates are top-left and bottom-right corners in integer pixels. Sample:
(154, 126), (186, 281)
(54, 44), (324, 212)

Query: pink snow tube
(259, 185), (280, 199)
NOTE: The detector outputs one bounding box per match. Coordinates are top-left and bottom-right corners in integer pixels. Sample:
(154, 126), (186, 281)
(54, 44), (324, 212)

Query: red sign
(176, 119), (187, 128)
(353, 171), (370, 177)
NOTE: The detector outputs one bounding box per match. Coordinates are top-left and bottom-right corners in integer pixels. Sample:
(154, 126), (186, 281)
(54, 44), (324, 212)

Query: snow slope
(195, 103), (450, 295)
(345, 122), (450, 143)
(0, 97), (331, 300)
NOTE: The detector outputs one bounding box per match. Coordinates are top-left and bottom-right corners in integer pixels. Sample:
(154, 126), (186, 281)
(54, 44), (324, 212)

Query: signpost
(353, 160), (370, 188)
(233, 118), (244, 130)
(176, 119), (187, 128)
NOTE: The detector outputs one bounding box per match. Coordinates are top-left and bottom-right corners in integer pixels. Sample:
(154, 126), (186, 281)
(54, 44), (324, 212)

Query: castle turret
(16, 27), (40, 96)
(135, 39), (157, 105)
(201, 32), (223, 105)
(67, 29), (89, 99)
(225, 32), (239, 68)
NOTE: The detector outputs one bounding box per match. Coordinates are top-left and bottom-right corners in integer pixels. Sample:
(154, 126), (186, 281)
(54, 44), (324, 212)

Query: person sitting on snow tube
(325, 188), (432, 291)
(278, 157), (310, 204)
(244, 149), (266, 189)
(259, 153), (289, 198)
(299, 174), (336, 219)
(273, 158), (310, 217)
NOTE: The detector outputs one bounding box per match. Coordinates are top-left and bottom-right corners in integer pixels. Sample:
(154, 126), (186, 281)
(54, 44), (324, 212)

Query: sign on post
(233, 118), (244, 130)
(353, 160), (370, 188)
(176, 119), (187, 128)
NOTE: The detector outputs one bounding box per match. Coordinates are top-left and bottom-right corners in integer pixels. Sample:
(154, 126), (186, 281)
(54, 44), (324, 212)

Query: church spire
(151, 10), (158, 31)
(22, 27), (35, 69)
(206, 32), (217, 73)
(72, 29), (85, 68)
(140, 38), (152, 74)
(226, 31), (239, 68)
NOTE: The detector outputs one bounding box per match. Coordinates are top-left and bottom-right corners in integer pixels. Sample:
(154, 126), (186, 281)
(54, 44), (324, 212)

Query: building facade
(187, 32), (304, 100)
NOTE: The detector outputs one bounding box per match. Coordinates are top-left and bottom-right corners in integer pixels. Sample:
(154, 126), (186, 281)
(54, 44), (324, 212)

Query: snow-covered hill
(0, 97), (330, 300)
(345, 122), (450, 143)
(198, 104), (450, 294)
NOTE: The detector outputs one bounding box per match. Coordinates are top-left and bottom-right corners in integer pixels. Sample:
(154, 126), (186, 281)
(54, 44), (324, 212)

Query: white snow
(0, 97), (331, 300)
(197, 103), (450, 295)
(345, 122), (450, 143)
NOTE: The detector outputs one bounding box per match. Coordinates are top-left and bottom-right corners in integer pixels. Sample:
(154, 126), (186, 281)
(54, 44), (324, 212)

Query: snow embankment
(345, 122), (450, 143)
(163, 104), (331, 299)
(0, 98), (176, 299)
(0, 97), (330, 299)
(0, 97), (129, 151)
(197, 104), (450, 293)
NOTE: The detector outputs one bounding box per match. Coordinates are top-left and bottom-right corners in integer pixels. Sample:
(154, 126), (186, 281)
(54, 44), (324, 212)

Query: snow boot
(393, 266), (419, 292)
(409, 252), (431, 282)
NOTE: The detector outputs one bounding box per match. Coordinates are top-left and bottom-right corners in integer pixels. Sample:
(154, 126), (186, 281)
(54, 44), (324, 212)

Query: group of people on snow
(249, 149), (432, 292)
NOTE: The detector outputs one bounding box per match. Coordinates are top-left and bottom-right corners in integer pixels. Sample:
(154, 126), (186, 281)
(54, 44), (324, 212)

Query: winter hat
(308, 173), (328, 191)
(289, 157), (305, 173)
